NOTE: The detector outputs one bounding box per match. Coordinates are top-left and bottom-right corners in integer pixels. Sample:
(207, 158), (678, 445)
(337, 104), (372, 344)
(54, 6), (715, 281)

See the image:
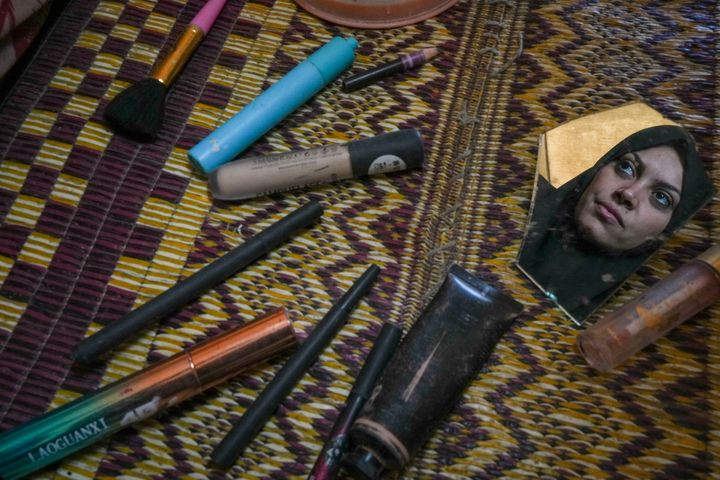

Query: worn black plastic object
(343, 264), (523, 479)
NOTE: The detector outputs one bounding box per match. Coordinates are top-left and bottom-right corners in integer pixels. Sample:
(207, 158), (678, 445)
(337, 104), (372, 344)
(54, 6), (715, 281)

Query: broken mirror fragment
(517, 102), (714, 324)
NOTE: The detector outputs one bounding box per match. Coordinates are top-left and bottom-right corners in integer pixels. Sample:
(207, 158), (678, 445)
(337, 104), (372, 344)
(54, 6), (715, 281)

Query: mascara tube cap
(349, 129), (425, 177)
(343, 447), (386, 480)
(351, 323), (403, 396)
(307, 36), (359, 81)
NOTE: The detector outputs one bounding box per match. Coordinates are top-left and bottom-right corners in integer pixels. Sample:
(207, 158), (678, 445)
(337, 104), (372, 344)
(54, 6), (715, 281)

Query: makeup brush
(104, 0), (228, 142)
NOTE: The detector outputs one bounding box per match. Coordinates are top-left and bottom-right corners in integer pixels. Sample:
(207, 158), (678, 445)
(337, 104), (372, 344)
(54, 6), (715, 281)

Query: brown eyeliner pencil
(342, 47), (440, 92)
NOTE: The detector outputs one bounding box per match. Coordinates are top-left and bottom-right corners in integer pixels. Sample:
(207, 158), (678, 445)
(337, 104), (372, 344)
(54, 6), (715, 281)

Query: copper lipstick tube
(0, 308), (297, 479)
(137, 307), (298, 404)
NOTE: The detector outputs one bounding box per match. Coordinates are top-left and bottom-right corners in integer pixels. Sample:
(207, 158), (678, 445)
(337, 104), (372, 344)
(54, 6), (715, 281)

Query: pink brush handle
(191, 0), (228, 34)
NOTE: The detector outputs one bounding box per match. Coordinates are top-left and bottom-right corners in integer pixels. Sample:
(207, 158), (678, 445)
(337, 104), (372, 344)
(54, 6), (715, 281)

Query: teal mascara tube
(188, 36), (357, 174)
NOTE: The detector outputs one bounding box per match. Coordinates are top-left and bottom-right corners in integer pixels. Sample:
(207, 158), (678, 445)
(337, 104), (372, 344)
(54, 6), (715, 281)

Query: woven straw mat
(0, 0), (717, 478)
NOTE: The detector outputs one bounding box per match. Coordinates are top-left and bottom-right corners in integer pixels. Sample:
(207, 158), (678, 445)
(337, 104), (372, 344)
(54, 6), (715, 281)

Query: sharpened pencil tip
(423, 46), (440, 60)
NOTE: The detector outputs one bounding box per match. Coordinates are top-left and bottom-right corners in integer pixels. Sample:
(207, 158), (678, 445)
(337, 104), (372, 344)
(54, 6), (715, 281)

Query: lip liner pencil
(342, 47), (439, 92)
(210, 264), (381, 469)
(73, 201), (323, 364)
(308, 322), (402, 480)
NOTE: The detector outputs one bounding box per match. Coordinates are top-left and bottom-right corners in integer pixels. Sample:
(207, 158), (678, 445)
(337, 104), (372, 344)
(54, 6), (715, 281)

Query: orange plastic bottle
(578, 245), (720, 372)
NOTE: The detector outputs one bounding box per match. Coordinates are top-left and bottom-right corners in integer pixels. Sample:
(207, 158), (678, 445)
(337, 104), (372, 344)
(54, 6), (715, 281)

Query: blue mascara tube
(189, 36), (357, 174)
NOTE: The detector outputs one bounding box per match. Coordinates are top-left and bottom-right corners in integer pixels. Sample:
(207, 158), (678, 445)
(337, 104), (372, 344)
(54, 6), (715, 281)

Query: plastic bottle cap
(308, 36), (359, 83)
(342, 446), (386, 480)
(349, 128), (425, 177)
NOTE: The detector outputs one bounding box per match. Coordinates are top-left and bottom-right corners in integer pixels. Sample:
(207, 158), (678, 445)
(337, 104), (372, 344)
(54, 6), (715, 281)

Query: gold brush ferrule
(151, 25), (205, 86)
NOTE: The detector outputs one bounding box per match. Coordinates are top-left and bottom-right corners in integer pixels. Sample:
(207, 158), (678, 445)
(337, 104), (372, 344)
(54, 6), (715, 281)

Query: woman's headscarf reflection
(517, 121), (713, 323)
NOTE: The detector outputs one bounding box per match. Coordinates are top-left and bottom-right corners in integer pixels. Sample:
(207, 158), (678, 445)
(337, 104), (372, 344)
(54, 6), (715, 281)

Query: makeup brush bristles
(104, 78), (168, 142)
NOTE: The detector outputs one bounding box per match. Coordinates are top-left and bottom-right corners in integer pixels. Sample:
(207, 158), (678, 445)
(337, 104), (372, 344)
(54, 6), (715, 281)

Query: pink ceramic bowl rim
(295, 0), (460, 29)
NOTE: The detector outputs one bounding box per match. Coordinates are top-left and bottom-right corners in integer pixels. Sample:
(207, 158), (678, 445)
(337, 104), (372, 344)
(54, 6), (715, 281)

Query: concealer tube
(0, 308), (297, 480)
(208, 129), (424, 200)
(342, 265), (522, 479)
(577, 245), (720, 372)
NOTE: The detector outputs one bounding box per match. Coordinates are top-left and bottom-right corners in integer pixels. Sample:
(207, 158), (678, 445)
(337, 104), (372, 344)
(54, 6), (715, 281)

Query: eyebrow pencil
(210, 265), (381, 469)
(73, 200), (323, 364)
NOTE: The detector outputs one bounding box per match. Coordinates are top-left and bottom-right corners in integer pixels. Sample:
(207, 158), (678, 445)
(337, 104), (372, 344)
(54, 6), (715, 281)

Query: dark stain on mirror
(517, 102), (714, 324)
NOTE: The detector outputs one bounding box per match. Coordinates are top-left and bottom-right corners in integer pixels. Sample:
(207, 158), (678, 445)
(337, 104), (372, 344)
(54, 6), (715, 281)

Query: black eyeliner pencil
(73, 201), (323, 365)
(211, 264), (381, 469)
(342, 47), (440, 92)
(308, 322), (402, 480)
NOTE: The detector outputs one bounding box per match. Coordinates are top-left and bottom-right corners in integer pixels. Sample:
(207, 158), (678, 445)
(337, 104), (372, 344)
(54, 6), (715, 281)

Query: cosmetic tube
(342, 265), (523, 479)
(208, 129), (425, 200)
(308, 322), (402, 480)
(577, 245), (720, 372)
(189, 36), (358, 174)
(0, 308), (297, 480)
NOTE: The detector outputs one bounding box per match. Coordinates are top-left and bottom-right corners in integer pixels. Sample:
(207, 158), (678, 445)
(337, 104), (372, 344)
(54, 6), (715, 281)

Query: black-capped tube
(342, 265), (523, 479)
(208, 129), (424, 200)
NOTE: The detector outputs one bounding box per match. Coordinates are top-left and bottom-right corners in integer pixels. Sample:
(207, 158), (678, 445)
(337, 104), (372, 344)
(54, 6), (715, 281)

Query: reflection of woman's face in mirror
(518, 112), (714, 323)
(574, 144), (684, 253)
